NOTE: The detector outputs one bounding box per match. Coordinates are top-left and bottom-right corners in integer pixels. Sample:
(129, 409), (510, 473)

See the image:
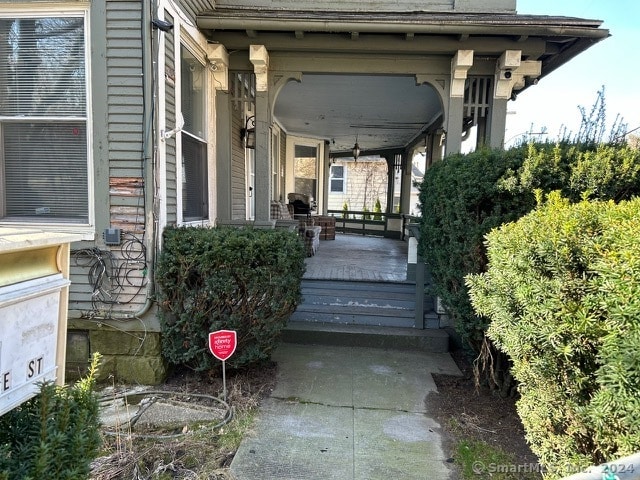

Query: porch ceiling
(273, 74), (442, 156)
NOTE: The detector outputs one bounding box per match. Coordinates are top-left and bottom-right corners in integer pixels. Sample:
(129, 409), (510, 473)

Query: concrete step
(282, 321), (450, 353)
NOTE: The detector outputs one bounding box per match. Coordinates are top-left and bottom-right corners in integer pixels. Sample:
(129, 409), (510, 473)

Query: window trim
(0, 5), (94, 239)
(329, 164), (347, 194)
(176, 36), (211, 226)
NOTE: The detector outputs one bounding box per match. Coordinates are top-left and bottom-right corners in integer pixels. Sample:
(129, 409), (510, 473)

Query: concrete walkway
(230, 343), (461, 480)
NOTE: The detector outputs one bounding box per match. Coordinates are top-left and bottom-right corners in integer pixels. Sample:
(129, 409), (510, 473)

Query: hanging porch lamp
(352, 137), (360, 161)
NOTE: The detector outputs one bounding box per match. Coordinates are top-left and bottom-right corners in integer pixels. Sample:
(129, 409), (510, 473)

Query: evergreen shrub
(418, 147), (533, 371)
(418, 142), (640, 390)
(342, 202), (349, 218)
(0, 354), (101, 480)
(466, 194), (640, 477)
(156, 226), (306, 371)
(373, 198), (383, 221)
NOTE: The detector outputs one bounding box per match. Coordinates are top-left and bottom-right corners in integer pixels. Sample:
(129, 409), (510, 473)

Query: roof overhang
(198, 10), (608, 81)
(197, 9), (609, 153)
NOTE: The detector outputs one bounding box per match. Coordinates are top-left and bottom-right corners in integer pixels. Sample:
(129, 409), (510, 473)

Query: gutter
(197, 16), (609, 40)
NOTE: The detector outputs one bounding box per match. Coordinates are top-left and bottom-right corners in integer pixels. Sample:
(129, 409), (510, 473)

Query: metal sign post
(208, 330), (237, 402)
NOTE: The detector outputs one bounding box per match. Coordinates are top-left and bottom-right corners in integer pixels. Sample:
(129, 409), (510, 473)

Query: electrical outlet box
(103, 228), (121, 246)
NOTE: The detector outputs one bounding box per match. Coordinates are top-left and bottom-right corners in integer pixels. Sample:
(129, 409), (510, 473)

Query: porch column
(445, 50), (473, 155)
(487, 97), (508, 148)
(384, 154), (394, 214)
(490, 50), (521, 149)
(209, 45), (231, 221)
(399, 152), (412, 214)
(215, 90), (232, 221)
(250, 45), (271, 222)
(491, 51), (541, 148)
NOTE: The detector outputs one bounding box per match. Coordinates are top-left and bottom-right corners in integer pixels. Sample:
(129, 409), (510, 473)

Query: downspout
(133, 0), (157, 320)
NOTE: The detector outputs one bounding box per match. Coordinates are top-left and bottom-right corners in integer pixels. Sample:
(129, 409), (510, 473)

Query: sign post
(208, 330), (237, 402)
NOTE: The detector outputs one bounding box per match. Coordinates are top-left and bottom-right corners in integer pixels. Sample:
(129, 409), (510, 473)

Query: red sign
(208, 330), (237, 361)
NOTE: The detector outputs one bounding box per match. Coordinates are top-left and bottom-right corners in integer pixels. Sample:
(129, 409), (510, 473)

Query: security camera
(503, 69), (512, 80)
(152, 19), (174, 32)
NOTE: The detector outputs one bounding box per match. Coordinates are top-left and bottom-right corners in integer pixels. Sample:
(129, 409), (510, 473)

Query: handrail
(326, 209), (404, 238)
(325, 210), (420, 240)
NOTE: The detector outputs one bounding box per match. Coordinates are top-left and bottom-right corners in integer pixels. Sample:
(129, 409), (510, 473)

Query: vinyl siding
(231, 104), (246, 219)
(164, 11), (178, 226)
(68, 0), (148, 316)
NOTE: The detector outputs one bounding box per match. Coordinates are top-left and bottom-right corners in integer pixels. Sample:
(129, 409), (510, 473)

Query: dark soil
(426, 349), (541, 478)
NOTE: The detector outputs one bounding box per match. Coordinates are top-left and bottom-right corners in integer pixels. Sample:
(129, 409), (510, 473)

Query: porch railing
(327, 210), (408, 239)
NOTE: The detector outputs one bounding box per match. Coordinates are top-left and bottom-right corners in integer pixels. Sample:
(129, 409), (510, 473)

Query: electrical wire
(71, 232), (148, 314)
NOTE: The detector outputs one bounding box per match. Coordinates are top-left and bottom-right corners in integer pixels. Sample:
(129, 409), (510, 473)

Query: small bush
(0, 354), (102, 480)
(342, 202), (349, 219)
(155, 226), (306, 371)
(466, 194), (640, 477)
(373, 198), (383, 221)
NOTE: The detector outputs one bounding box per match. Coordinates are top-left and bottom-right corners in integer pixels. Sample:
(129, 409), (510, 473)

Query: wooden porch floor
(303, 233), (409, 283)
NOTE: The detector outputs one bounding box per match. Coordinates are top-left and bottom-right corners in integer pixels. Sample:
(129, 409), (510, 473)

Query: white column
(445, 50), (473, 155)
(250, 45), (272, 222)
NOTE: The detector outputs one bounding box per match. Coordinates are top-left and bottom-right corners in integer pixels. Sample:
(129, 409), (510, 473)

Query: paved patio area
(303, 234), (408, 283)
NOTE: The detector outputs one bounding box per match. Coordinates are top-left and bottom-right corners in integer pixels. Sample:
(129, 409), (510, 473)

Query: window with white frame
(0, 12), (90, 224)
(180, 44), (208, 222)
(330, 164), (346, 193)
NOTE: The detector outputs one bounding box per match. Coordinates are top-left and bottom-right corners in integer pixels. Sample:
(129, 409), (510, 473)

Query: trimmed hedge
(0, 354), (101, 480)
(466, 194), (640, 477)
(418, 146), (534, 390)
(418, 142), (640, 390)
(155, 226), (306, 371)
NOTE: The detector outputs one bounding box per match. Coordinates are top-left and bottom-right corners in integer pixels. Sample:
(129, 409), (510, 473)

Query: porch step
(290, 279), (435, 328)
(282, 322), (450, 353)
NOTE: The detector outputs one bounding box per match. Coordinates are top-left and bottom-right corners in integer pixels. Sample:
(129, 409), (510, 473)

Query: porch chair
(270, 200), (321, 256)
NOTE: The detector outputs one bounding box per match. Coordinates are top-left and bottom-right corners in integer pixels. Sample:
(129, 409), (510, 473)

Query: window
(293, 144), (317, 200)
(330, 165), (346, 193)
(0, 13), (89, 224)
(180, 45), (208, 222)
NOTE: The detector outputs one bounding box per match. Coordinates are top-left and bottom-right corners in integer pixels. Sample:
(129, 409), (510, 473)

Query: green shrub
(342, 201), (349, 219)
(155, 226), (306, 371)
(0, 354), (101, 480)
(373, 198), (383, 221)
(466, 194), (640, 477)
(418, 142), (640, 391)
(418, 146), (534, 388)
(362, 205), (371, 220)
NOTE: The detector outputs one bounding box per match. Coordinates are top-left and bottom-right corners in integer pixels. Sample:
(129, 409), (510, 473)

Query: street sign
(208, 330), (237, 361)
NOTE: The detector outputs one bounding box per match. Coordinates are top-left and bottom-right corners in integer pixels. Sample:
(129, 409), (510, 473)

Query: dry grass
(90, 364), (276, 480)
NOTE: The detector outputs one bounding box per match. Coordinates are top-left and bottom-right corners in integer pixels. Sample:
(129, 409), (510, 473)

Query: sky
(503, 0), (640, 146)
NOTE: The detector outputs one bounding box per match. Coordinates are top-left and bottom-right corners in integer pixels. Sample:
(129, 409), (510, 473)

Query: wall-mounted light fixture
(151, 19), (174, 32)
(240, 116), (256, 149)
